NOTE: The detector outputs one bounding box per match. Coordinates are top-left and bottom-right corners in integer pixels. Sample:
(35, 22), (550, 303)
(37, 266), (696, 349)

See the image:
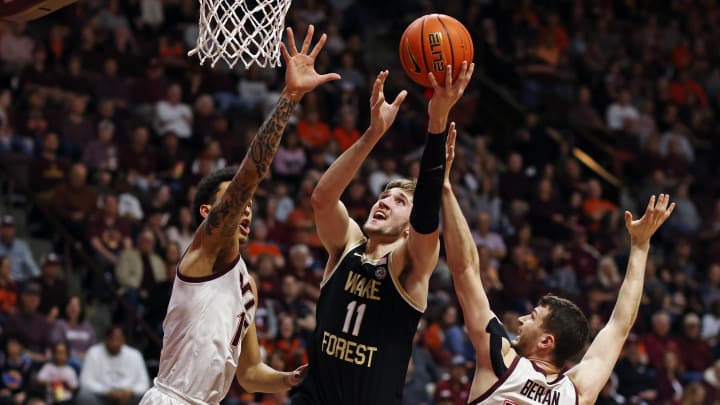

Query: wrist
(281, 87), (304, 102)
(282, 371), (294, 388)
(428, 118), (448, 134)
(630, 240), (650, 251)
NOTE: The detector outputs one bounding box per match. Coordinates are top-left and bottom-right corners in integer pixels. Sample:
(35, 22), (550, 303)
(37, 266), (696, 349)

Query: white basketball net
(188, 0), (292, 69)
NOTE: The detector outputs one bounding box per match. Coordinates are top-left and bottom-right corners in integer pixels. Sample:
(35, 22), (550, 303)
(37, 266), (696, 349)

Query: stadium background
(0, 0), (719, 403)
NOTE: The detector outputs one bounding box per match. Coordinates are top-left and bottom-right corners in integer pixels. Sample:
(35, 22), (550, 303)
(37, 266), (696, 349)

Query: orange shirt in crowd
(297, 120), (331, 148)
(332, 126), (361, 151)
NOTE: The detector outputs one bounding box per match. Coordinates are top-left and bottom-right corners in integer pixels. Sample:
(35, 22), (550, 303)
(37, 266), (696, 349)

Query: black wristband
(409, 131), (446, 234)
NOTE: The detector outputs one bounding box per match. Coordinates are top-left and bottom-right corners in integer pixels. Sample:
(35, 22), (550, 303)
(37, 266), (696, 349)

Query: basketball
(399, 14), (474, 88)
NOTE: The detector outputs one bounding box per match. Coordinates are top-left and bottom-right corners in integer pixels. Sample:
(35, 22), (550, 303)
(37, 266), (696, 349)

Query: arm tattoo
(203, 96), (298, 237)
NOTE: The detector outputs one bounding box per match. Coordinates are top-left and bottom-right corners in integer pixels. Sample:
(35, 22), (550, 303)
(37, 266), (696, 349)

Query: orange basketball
(399, 14), (474, 88)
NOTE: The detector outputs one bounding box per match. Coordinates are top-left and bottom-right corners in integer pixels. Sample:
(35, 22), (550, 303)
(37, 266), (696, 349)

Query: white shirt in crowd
(606, 102), (639, 131)
(80, 343), (150, 396)
(155, 101), (193, 139)
(37, 363), (79, 402)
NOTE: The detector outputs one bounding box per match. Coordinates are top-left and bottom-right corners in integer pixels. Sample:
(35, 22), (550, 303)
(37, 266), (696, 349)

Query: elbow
(310, 188), (331, 210)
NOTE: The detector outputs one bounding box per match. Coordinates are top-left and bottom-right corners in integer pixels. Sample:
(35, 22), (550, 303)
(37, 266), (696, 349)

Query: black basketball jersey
(293, 241), (423, 405)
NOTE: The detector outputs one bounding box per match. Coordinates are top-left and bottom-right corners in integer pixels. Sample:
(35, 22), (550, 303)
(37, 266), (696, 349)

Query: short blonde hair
(383, 179), (416, 195)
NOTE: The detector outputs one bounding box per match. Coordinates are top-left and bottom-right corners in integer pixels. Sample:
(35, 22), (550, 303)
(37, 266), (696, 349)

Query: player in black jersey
(291, 64), (474, 405)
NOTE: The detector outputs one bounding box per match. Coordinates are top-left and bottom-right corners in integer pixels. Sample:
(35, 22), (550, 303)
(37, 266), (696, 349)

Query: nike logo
(407, 44), (422, 73)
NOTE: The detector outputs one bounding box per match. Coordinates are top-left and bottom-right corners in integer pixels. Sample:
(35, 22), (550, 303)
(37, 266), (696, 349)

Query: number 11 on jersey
(342, 300), (366, 336)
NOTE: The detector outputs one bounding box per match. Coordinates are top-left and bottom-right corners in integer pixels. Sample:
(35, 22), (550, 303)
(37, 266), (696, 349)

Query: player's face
(213, 181), (253, 244)
(363, 188), (412, 238)
(513, 306), (553, 357)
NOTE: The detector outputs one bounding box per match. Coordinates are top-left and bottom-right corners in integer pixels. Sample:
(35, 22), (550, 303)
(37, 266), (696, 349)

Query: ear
(539, 333), (556, 352)
(199, 204), (212, 220)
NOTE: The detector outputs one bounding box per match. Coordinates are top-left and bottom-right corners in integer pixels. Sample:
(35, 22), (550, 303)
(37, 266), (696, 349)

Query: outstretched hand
(427, 61), (475, 132)
(625, 194), (675, 247)
(281, 25), (341, 99)
(368, 70), (408, 137)
(443, 122), (457, 186)
(285, 363), (308, 387)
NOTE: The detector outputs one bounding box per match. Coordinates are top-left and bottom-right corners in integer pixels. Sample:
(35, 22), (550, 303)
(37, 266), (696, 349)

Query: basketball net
(188, 0), (292, 69)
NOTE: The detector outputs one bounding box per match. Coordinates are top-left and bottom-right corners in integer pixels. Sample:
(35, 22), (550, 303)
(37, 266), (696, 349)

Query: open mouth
(372, 211), (387, 221)
(239, 218), (251, 235)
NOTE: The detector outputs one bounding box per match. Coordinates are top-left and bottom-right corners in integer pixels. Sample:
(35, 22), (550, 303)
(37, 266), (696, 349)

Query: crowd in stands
(0, 0), (719, 404)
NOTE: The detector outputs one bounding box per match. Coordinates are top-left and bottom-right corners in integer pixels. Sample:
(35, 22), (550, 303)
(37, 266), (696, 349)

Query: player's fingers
(445, 64), (453, 91)
(391, 90), (408, 108)
(624, 211), (632, 229)
(301, 24), (315, 54)
(466, 62), (476, 81)
(318, 73), (342, 84)
(309, 33), (327, 59)
(286, 27), (298, 55)
(646, 195), (656, 213)
(370, 72), (383, 105)
(279, 42), (291, 63)
(666, 202), (676, 218)
(427, 71), (440, 91)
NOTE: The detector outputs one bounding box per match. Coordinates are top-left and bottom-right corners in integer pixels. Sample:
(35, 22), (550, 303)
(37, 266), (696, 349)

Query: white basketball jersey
(153, 256), (256, 405)
(470, 356), (578, 405)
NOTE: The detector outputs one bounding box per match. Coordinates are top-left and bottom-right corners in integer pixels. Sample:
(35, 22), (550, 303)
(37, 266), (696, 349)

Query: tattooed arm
(181, 25), (340, 277)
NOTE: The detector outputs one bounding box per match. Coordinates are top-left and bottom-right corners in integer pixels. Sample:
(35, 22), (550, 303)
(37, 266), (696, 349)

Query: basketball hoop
(188, 0), (292, 69)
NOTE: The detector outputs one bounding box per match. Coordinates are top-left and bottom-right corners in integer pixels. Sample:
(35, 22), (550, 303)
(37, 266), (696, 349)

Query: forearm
(441, 184), (480, 274)
(202, 91), (299, 237)
(312, 129), (383, 205)
(610, 242), (650, 329)
(410, 131), (447, 234)
(238, 362), (294, 393)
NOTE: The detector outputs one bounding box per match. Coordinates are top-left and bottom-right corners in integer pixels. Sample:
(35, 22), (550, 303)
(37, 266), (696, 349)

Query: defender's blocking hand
(281, 25), (341, 99)
(624, 194), (675, 247)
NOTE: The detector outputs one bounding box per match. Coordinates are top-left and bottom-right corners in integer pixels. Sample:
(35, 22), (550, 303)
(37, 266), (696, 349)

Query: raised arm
(568, 194), (674, 405)
(194, 26), (340, 264)
(401, 62), (475, 283)
(311, 71), (406, 268)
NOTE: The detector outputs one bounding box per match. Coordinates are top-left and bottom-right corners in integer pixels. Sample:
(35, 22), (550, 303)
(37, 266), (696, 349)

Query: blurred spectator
(642, 311), (678, 370)
(0, 256), (17, 315)
(402, 356), (431, 405)
(36, 341), (78, 404)
(5, 282), (51, 362)
(703, 360), (720, 404)
(287, 191), (322, 250)
(368, 157), (402, 197)
(0, 334), (36, 405)
(277, 274), (315, 338)
(677, 313), (713, 382)
(296, 110), (331, 149)
(498, 152), (531, 210)
(94, 58), (130, 108)
(154, 84), (193, 141)
(471, 211), (506, 268)
(115, 229), (166, 310)
(433, 355), (471, 405)
(29, 132), (69, 203)
(33, 253), (68, 321)
(0, 215), (40, 283)
(332, 108), (361, 152)
(165, 206), (194, 253)
(88, 193), (133, 268)
(285, 244), (320, 301)
(656, 350), (684, 404)
(245, 220), (285, 269)
(50, 296), (96, 371)
(265, 314), (308, 371)
(119, 126), (157, 192)
(82, 120), (119, 173)
(614, 333), (657, 404)
(0, 22), (34, 72)
(51, 163), (97, 240)
(60, 94), (94, 161)
(605, 89), (639, 132)
(567, 86), (606, 132)
(78, 326), (150, 404)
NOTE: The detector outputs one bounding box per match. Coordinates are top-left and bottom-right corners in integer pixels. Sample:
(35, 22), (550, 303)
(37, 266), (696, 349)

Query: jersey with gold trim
(147, 256), (256, 405)
(293, 242), (423, 405)
(469, 356), (578, 405)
